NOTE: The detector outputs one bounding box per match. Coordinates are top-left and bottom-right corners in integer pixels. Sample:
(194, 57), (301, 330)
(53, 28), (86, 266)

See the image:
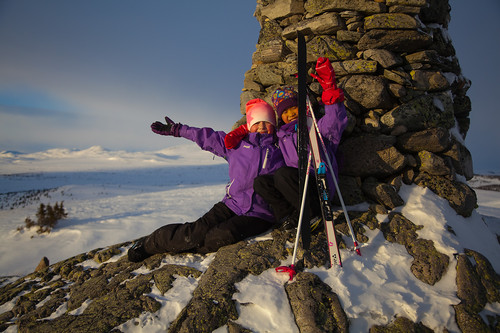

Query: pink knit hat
(245, 99), (276, 130)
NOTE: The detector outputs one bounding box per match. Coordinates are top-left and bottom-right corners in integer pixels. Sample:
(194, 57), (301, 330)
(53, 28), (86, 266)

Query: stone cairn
(238, 0), (477, 218)
(1, 1), (498, 332)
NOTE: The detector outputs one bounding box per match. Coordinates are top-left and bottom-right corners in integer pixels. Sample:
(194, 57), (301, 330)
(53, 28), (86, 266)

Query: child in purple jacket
(253, 57), (348, 230)
(128, 99), (284, 262)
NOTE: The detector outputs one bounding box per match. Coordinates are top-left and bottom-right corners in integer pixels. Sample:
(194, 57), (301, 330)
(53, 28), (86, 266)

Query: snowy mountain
(0, 145), (499, 332)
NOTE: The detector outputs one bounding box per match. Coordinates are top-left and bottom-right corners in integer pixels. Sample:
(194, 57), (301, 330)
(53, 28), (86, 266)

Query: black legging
(143, 202), (274, 255)
(253, 166), (320, 222)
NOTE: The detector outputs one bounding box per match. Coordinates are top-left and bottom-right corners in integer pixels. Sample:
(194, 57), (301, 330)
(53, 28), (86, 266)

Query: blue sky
(0, 1), (499, 173)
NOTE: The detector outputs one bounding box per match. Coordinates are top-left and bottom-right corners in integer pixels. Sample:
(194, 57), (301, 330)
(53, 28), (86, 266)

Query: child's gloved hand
(310, 57), (336, 90)
(151, 116), (180, 136)
(224, 124), (249, 149)
(310, 57), (344, 105)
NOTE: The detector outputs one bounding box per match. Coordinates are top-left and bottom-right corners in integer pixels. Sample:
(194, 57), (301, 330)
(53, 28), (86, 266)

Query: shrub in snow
(18, 202), (68, 234)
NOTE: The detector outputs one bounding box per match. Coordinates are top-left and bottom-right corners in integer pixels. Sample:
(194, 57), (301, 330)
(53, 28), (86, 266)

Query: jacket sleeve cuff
(322, 87), (345, 105)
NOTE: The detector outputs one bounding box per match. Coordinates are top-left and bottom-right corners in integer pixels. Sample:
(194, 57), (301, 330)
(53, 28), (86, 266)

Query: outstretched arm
(151, 116), (228, 158)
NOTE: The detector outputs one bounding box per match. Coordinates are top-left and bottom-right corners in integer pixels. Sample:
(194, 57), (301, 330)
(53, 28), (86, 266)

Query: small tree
(24, 217), (36, 229)
(35, 203), (46, 225)
(54, 202), (68, 219)
(21, 201), (68, 234)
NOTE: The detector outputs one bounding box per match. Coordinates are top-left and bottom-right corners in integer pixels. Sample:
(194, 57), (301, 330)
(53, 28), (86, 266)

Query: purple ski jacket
(178, 125), (285, 222)
(276, 102), (348, 196)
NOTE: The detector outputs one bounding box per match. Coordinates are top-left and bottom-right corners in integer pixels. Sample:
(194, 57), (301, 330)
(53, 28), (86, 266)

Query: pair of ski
(276, 32), (360, 280)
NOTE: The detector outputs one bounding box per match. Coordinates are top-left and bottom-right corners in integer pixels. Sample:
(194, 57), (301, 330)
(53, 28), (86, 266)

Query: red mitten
(224, 124), (249, 149)
(310, 57), (337, 90)
(310, 57), (345, 105)
(321, 87), (345, 105)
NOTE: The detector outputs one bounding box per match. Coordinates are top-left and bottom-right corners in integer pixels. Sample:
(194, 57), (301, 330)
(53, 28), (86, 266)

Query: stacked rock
(239, 0), (476, 216)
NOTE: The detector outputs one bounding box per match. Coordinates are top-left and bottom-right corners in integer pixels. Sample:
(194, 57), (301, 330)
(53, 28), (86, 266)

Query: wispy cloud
(0, 104), (79, 121)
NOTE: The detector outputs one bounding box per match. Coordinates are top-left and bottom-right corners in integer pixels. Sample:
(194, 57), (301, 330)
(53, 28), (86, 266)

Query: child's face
(281, 106), (298, 124)
(249, 121), (275, 134)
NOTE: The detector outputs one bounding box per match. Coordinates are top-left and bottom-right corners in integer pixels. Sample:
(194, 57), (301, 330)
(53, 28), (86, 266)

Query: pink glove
(310, 57), (344, 105)
(224, 124), (248, 149)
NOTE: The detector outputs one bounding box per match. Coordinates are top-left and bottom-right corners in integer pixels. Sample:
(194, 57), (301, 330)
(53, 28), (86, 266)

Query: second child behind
(254, 57), (349, 230)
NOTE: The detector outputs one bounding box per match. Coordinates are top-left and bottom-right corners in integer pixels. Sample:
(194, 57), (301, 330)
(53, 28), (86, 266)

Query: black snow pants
(143, 201), (274, 255)
(253, 166), (321, 222)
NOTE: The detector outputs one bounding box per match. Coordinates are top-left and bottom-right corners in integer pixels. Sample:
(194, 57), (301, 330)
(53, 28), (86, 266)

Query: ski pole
(275, 150), (313, 280)
(306, 96), (361, 256)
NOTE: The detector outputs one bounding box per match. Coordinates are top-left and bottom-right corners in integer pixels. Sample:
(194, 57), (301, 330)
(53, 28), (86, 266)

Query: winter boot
(279, 212), (299, 230)
(127, 238), (152, 262)
(279, 210), (322, 232)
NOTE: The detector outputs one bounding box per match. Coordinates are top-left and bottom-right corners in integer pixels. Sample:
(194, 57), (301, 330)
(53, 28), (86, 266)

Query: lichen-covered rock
(453, 303), (490, 333)
(343, 74), (393, 109)
(396, 127), (451, 153)
(331, 59), (378, 76)
(253, 19), (287, 64)
(364, 13), (420, 30)
(169, 239), (286, 333)
(456, 253), (488, 313)
(414, 173), (477, 217)
(285, 272), (349, 332)
(304, 0), (385, 17)
(18, 290), (161, 333)
(362, 48), (403, 68)
(282, 12), (345, 38)
(410, 69), (450, 91)
(362, 176), (405, 209)
(286, 35), (357, 62)
(256, 0), (304, 21)
(357, 29), (433, 52)
(339, 134), (406, 177)
(464, 249), (500, 304)
(417, 150), (453, 176)
(34, 257), (49, 272)
(453, 248), (500, 331)
(370, 315), (433, 333)
(380, 212), (449, 285)
(93, 246), (122, 263)
(407, 238), (449, 286)
(381, 92), (455, 132)
(442, 139), (474, 180)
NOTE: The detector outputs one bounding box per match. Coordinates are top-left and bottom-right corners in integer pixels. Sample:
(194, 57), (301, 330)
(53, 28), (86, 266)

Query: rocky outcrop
(380, 212), (449, 285)
(0, 229), (351, 333)
(453, 249), (500, 332)
(1, 218), (499, 332)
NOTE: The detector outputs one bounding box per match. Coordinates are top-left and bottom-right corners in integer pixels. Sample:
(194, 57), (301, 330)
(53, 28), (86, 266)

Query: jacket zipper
(262, 148), (269, 170)
(226, 179), (234, 198)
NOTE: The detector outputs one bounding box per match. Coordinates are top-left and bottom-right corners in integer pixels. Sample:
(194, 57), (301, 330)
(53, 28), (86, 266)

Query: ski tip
(330, 260), (342, 268)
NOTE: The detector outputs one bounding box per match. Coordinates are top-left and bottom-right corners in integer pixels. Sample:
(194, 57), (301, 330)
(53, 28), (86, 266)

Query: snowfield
(0, 144), (499, 332)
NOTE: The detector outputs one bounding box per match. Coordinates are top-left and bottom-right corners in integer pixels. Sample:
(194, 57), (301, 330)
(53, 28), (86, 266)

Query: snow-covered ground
(0, 144), (499, 332)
